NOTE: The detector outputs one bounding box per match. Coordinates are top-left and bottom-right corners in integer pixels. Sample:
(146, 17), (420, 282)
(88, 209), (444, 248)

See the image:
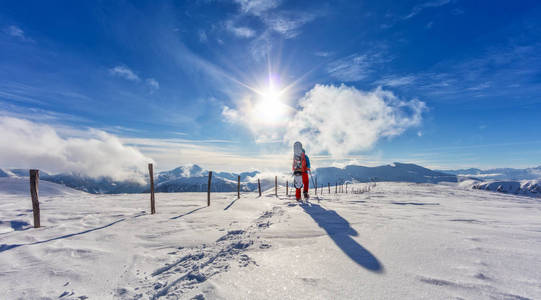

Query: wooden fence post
(315, 177), (318, 195)
(275, 176), (277, 196)
(29, 169), (40, 228)
(335, 182), (337, 194)
(346, 182), (348, 194)
(207, 171), (212, 206)
(258, 178), (261, 197)
(328, 183), (330, 194)
(286, 181), (288, 196)
(237, 175), (240, 199)
(148, 163), (156, 214)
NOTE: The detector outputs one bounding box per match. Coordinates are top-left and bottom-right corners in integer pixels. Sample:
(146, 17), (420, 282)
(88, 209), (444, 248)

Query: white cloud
(326, 54), (373, 82)
(248, 32), (272, 60)
(109, 66), (140, 82)
(466, 82), (490, 91)
(121, 136), (292, 173)
(284, 84), (426, 157)
(232, 0), (319, 56)
(4, 25), (33, 42)
(404, 0), (451, 19)
(221, 93), (291, 143)
(0, 116), (152, 183)
(146, 78), (160, 90)
(222, 105), (241, 122)
(226, 21), (256, 38)
(234, 0), (282, 16)
(262, 12), (317, 38)
(375, 75), (416, 87)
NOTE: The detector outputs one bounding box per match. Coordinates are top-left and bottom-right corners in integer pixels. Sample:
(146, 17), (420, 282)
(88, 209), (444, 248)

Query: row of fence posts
(310, 182), (377, 196)
(26, 164), (373, 228)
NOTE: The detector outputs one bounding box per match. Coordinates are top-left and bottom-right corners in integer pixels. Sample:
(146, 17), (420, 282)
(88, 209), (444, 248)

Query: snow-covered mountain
(313, 162), (457, 186)
(469, 180), (541, 198)
(153, 165), (257, 193)
(0, 165), (259, 194)
(439, 166), (541, 181)
(0, 177), (85, 196)
(3, 163), (541, 199)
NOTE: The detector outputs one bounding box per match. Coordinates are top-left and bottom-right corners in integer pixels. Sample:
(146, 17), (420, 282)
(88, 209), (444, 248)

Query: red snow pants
(295, 172), (309, 200)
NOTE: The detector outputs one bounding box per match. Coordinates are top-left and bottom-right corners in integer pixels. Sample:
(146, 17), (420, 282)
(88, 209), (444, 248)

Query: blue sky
(1, 0), (540, 175)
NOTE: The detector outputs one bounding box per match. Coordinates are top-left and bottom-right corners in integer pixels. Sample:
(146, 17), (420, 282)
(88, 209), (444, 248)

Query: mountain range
(438, 166), (541, 181)
(0, 163), (457, 194)
(1, 163), (540, 195)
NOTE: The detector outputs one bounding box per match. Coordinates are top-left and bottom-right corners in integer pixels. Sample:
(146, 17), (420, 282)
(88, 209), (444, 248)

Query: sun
(252, 82), (288, 125)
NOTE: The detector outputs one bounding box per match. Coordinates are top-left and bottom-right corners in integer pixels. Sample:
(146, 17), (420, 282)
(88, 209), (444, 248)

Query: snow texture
(1, 182), (540, 299)
(471, 180), (541, 198)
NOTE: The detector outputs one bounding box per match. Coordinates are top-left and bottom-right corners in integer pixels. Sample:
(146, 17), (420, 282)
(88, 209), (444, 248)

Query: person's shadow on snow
(301, 203), (384, 273)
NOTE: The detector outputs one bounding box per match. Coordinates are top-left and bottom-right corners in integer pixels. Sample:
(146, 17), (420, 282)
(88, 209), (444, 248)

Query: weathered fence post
(275, 176), (278, 196)
(29, 169), (40, 228)
(328, 183), (330, 194)
(237, 175), (240, 199)
(148, 163), (156, 214)
(258, 178), (261, 197)
(315, 177), (318, 195)
(335, 182), (337, 194)
(207, 171), (212, 206)
(286, 181), (288, 196)
(346, 182), (348, 194)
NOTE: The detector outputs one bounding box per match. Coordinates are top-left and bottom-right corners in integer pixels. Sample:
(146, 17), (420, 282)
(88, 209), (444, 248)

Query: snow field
(1, 181), (541, 299)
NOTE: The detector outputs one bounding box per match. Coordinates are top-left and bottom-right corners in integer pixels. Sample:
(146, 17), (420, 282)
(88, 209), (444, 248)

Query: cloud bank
(284, 84), (426, 157)
(0, 117), (152, 182)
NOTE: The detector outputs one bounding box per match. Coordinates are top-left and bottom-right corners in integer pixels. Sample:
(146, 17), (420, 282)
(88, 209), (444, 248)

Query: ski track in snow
(141, 206), (283, 300)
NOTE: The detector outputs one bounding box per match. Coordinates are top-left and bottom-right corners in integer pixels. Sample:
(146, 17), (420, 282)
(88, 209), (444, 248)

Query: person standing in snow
(292, 146), (311, 201)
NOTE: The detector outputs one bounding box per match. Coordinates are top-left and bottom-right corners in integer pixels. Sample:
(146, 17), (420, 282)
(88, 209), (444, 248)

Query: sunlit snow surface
(1, 178), (540, 299)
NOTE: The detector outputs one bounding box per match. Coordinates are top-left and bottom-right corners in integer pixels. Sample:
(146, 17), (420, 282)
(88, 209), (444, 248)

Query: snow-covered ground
(1, 181), (541, 299)
(0, 177), (86, 196)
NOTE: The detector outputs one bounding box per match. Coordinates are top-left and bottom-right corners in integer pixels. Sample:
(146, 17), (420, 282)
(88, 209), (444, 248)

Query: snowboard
(293, 141), (303, 176)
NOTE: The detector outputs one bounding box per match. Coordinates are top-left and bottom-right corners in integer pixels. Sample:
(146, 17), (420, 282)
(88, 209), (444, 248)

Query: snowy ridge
(0, 177), (85, 196)
(471, 180), (541, 198)
(314, 162), (457, 185)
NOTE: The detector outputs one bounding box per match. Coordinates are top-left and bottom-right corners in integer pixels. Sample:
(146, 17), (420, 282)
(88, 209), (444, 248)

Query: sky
(1, 0), (541, 179)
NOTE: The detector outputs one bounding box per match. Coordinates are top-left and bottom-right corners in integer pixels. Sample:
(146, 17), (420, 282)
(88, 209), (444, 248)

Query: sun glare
(253, 85), (287, 125)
